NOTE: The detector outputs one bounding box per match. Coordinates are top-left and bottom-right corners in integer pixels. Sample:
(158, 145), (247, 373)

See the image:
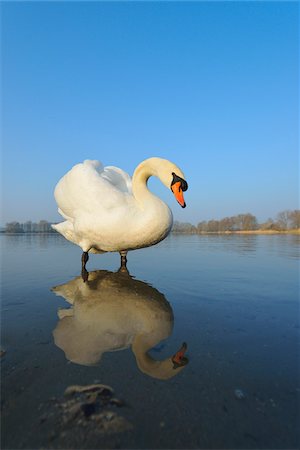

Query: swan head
(136, 157), (188, 208)
(132, 337), (189, 380)
(171, 342), (188, 369)
(154, 158), (188, 208)
(170, 172), (188, 208)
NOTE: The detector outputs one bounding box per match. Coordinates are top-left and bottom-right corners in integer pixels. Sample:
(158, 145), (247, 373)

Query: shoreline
(1, 230), (299, 236)
(172, 229), (300, 235)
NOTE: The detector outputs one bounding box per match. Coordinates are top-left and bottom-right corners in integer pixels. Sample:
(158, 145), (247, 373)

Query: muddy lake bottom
(1, 234), (299, 449)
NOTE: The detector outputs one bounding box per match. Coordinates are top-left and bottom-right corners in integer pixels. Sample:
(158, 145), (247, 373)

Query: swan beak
(172, 342), (188, 369)
(171, 182), (186, 208)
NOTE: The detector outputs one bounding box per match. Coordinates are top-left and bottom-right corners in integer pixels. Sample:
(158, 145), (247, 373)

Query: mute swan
(52, 157), (188, 273)
(51, 270), (188, 380)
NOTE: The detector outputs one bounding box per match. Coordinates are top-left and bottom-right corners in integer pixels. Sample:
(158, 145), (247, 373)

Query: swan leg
(81, 251), (89, 282)
(119, 250), (128, 268)
(81, 251), (89, 268)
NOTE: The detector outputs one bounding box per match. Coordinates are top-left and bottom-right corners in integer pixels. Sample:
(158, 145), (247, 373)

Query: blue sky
(2, 1), (299, 225)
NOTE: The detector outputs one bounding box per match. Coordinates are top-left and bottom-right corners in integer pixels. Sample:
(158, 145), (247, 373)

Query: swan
(51, 269), (188, 380)
(52, 157), (188, 272)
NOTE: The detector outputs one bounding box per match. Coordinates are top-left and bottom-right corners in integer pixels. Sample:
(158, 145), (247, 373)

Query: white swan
(51, 270), (188, 380)
(52, 157), (188, 270)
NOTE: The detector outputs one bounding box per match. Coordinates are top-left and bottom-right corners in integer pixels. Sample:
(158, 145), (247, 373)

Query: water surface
(1, 234), (299, 449)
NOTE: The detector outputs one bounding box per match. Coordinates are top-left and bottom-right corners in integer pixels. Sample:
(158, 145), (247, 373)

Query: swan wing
(102, 166), (132, 194)
(54, 160), (132, 220)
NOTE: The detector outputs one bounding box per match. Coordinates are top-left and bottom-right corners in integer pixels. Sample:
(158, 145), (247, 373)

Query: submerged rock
(64, 383), (114, 397)
(234, 388), (246, 400)
(92, 410), (132, 434)
(41, 382), (133, 443)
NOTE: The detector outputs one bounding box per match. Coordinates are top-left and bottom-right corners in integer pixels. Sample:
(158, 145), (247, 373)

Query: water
(1, 233), (299, 449)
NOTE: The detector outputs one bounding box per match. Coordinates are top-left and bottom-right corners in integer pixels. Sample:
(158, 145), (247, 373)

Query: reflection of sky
(1, 234), (299, 448)
(2, 2), (298, 224)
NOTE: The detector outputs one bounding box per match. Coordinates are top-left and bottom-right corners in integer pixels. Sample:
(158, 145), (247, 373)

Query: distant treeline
(3, 210), (300, 234)
(172, 210), (300, 234)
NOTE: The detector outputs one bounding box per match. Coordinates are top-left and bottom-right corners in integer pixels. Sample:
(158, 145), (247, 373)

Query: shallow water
(1, 233), (299, 449)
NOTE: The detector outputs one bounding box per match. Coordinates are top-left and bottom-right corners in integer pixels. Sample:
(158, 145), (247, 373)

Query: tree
(233, 213), (257, 231)
(241, 213), (258, 230)
(288, 210), (300, 229)
(219, 216), (236, 232)
(197, 221), (208, 233)
(206, 220), (219, 232)
(260, 218), (276, 230)
(276, 210), (291, 230)
(172, 221), (196, 233)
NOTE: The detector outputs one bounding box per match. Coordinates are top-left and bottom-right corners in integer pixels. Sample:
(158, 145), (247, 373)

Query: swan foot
(117, 266), (130, 275)
(119, 251), (128, 268)
(81, 252), (89, 282)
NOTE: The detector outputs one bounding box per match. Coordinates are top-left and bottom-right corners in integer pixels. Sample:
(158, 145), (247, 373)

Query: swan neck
(132, 159), (159, 204)
(132, 335), (175, 380)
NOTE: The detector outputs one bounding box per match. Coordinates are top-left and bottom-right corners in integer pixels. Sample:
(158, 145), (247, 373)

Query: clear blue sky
(2, 1), (299, 225)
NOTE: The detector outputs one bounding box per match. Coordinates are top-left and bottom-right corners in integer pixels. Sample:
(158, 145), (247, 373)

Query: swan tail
(52, 221), (77, 243)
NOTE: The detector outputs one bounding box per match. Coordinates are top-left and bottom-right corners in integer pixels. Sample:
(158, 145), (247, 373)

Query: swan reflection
(51, 269), (188, 380)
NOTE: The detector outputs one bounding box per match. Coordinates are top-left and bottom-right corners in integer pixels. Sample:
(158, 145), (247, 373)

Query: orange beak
(171, 181), (186, 208)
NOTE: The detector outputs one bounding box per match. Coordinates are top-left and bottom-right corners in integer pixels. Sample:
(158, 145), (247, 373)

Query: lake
(1, 233), (299, 449)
